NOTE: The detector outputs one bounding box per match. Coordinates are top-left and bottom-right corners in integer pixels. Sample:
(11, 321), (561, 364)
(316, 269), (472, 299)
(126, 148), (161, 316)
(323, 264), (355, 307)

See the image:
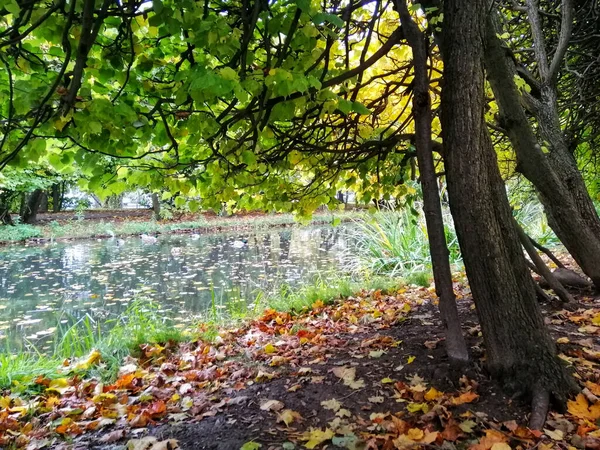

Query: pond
(0, 225), (355, 351)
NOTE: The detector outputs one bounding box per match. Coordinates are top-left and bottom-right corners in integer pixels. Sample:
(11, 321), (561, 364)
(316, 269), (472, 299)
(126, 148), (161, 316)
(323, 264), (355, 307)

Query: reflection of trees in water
(0, 226), (352, 350)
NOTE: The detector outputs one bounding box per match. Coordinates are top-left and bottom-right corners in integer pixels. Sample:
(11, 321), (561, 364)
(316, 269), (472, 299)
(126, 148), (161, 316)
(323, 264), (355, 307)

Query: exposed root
(529, 385), (550, 430)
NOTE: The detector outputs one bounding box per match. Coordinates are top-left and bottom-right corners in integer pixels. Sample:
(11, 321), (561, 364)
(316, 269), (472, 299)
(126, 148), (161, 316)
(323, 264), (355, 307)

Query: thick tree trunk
(151, 193), (161, 220)
(442, 0), (576, 405)
(21, 189), (45, 224)
(39, 192), (49, 213)
(397, 0), (469, 365)
(483, 16), (600, 288)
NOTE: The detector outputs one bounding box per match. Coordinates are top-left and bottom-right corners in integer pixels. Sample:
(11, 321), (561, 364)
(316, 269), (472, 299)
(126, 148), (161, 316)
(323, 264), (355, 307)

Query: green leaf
(352, 102), (371, 115)
(240, 442), (262, 450)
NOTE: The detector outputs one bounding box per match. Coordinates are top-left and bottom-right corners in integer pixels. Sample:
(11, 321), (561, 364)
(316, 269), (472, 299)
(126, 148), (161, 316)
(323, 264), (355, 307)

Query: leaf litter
(0, 279), (598, 450)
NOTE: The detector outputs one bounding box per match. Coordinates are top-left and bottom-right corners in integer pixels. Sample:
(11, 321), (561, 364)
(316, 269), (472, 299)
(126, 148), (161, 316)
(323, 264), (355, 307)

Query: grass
(0, 224), (41, 241)
(0, 274), (403, 392)
(0, 299), (189, 391)
(0, 210), (358, 244)
(348, 209), (462, 280)
(254, 275), (403, 314)
(512, 201), (560, 247)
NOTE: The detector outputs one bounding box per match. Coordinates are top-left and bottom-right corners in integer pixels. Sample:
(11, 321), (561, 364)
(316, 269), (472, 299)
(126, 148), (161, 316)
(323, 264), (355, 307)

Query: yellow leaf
(567, 393), (600, 420)
(47, 378), (70, 394)
(585, 381), (600, 396)
(543, 429), (564, 441)
(407, 355), (416, 364)
(264, 343), (277, 354)
(592, 313), (600, 326)
(407, 428), (424, 440)
(424, 387), (443, 401)
(556, 337), (570, 344)
(491, 444), (512, 450)
(381, 377), (395, 384)
(312, 300), (324, 309)
(277, 409), (302, 426)
(406, 402), (429, 413)
(0, 396), (11, 409)
(300, 427), (334, 449)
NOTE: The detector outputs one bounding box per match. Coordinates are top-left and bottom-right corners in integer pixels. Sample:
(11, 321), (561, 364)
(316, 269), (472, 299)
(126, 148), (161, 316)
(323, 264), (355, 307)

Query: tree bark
(396, 0), (469, 365)
(441, 0), (576, 403)
(52, 183), (62, 213)
(21, 189), (45, 224)
(39, 192), (49, 213)
(514, 217), (573, 303)
(483, 13), (600, 289)
(151, 193), (161, 220)
(0, 192), (14, 225)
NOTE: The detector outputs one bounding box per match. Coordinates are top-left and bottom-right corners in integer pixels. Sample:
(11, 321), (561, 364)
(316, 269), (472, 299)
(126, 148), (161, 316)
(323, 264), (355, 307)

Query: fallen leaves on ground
(0, 283), (598, 450)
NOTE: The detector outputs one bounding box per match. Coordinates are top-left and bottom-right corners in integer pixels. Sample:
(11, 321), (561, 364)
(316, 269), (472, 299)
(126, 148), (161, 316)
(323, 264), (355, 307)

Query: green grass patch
(348, 209), (461, 280)
(0, 299), (190, 391)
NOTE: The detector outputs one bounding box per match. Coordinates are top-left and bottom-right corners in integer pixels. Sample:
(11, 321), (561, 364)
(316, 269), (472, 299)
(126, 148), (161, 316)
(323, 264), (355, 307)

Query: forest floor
(1, 276), (598, 450)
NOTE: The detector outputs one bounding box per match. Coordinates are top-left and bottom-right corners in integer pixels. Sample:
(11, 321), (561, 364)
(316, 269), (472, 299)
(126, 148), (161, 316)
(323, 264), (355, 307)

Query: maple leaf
(567, 393), (600, 420)
(332, 366), (365, 389)
(469, 429), (508, 450)
(543, 429), (564, 441)
(127, 437), (179, 450)
(277, 409), (302, 426)
(260, 399), (284, 411)
(459, 420), (477, 433)
(585, 381), (600, 396)
(451, 391), (479, 405)
(300, 427), (335, 449)
(240, 443), (262, 450)
(424, 387), (443, 401)
(321, 398), (342, 412)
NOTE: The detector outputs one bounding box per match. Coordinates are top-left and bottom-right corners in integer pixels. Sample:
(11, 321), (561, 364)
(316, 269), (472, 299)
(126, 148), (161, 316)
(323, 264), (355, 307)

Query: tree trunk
(513, 217), (573, 303)
(483, 14), (600, 288)
(39, 192), (49, 213)
(397, 0), (469, 365)
(0, 193), (14, 225)
(21, 189), (45, 224)
(441, 0), (576, 406)
(151, 193), (161, 220)
(19, 192), (26, 217)
(52, 183), (61, 213)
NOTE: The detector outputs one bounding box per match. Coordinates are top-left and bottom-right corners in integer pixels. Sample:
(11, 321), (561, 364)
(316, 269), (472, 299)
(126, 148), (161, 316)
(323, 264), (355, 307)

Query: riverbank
(0, 209), (360, 246)
(0, 275), (597, 449)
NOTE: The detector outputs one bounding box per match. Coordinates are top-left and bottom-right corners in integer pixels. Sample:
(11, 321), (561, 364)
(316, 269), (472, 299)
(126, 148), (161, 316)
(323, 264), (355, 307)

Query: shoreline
(0, 211), (360, 247)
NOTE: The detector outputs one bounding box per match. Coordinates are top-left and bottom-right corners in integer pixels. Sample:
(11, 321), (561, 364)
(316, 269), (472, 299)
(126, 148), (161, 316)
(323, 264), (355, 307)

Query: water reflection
(0, 226), (353, 350)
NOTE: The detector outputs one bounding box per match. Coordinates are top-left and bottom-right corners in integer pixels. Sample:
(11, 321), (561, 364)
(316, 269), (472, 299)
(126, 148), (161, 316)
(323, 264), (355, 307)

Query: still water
(0, 226), (354, 351)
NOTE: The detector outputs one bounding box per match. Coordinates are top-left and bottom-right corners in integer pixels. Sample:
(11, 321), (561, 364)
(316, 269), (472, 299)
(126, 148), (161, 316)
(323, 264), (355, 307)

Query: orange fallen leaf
(451, 391), (479, 405)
